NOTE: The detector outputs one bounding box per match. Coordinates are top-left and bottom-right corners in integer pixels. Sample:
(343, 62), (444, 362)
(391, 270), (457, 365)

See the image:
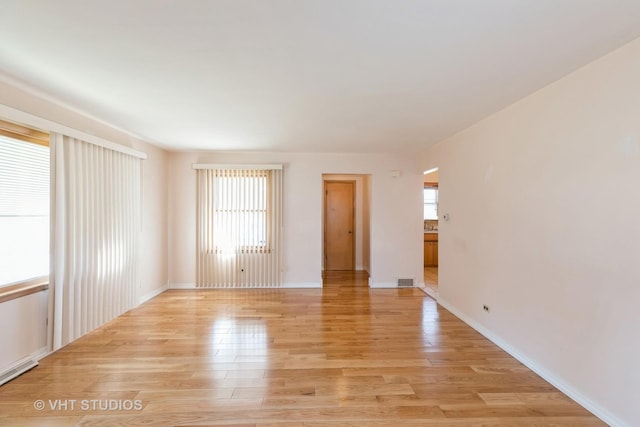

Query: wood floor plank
(0, 271), (605, 426)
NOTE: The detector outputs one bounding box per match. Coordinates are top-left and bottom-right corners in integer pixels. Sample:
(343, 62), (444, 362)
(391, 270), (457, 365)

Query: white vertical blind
(0, 135), (49, 286)
(196, 167), (283, 288)
(50, 133), (141, 350)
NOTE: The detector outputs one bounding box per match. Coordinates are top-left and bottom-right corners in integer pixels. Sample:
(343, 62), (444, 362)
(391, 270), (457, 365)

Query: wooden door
(324, 181), (355, 270)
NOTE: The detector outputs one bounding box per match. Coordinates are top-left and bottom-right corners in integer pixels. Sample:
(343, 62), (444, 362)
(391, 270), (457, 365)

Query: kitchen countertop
(424, 230), (438, 234)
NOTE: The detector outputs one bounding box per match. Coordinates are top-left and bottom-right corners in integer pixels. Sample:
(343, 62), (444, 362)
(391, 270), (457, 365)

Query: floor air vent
(397, 278), (414, 288)
(0, 359), (38, 387)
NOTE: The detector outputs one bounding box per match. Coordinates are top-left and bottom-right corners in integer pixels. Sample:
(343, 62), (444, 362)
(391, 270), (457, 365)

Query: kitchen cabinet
(423, 233), (438, 267)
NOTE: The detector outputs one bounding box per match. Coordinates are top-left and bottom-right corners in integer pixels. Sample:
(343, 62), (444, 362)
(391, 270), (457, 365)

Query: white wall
(138, 142), (169, 302)
(168, 151), (422, 287)
(420, 38), (640, 426)
(0, 291), (48, 370)
(0, 78), (170, 370)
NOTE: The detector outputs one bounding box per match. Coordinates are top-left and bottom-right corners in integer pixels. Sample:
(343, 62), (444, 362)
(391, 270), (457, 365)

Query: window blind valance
(0, 104), (147, 159)
(193, 163), (283, 170)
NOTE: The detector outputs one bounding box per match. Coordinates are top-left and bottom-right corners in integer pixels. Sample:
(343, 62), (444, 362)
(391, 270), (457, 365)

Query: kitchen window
(423, 185), (438, 220)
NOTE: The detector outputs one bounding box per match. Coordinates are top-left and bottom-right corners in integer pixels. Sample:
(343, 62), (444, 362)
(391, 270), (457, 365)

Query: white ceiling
(1, 1), (640, 153)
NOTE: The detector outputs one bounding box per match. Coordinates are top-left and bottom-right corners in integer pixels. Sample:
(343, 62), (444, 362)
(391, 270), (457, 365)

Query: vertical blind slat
(50, 134), (141, 350)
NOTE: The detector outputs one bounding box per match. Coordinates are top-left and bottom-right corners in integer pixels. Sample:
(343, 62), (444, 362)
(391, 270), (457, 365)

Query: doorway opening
(423, 168), (439, 297)
(322, 174), (371, 286)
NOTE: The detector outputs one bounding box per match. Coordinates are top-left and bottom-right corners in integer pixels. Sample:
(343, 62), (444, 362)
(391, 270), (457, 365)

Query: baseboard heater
(0, 359), (38, 387)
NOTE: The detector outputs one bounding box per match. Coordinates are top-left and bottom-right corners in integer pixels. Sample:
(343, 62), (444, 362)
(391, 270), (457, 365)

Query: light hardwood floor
(423, 266), (438, 297)
(0, 272), (603, 426)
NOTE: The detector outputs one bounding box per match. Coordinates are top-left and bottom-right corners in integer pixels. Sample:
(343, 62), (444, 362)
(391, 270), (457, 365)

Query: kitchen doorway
(423, 168), (439, 297)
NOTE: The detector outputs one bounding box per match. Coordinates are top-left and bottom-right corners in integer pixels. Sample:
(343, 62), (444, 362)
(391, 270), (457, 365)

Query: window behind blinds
(212, 171), (269, 251)
(0, 134), (50, 286)
(196, 166), (283, 288)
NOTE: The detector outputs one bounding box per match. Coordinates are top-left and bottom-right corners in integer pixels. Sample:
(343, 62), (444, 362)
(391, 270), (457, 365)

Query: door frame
(323, 179), (356, 271)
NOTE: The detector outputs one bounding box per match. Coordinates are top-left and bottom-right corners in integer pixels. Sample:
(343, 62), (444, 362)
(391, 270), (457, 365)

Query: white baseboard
(33, 346), (48, 361)
(368, 282), (397, 288)
(168, 282), (322, 289)
(169, 283), (197, 289)
(0, 346), (48, 386)
(437, 297), (624, 427)
(418, 285), (438, 300)
(138, 285), (168, 304)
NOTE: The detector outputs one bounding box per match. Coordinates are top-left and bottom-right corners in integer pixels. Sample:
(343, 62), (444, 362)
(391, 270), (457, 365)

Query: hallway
(423, 266), (438, 296)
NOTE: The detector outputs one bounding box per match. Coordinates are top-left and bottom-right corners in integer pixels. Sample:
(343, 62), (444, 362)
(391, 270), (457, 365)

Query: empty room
(0, 1), (639, 426)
